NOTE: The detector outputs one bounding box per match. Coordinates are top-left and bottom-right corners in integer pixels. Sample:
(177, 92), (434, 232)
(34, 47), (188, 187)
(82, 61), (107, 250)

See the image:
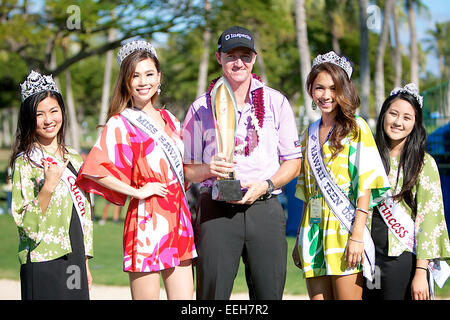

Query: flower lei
(206, 74), (265, 156)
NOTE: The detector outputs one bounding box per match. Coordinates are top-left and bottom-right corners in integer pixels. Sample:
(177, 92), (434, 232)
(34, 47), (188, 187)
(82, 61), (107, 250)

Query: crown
(116, 40), (158, 66)
(20, 70), (60, 102)
(389, 83), (423, 108)
(312, 51), (353, 79)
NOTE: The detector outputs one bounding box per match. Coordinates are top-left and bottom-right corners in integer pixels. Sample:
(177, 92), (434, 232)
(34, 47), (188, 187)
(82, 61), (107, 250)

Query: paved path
(0, 279), (307, 300)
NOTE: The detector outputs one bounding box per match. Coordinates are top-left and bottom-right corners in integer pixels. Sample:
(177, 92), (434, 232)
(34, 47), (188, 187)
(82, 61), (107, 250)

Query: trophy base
(212, 179), (242, 201)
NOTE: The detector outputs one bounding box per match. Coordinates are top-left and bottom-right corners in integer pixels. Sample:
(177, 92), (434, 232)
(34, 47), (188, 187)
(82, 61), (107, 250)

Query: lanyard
(313, 122), (335, 197)
(322, 122), (335, 145)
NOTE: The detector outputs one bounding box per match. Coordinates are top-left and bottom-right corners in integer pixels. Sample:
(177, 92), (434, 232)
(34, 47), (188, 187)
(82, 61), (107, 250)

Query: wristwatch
(265, 179), (275, 196)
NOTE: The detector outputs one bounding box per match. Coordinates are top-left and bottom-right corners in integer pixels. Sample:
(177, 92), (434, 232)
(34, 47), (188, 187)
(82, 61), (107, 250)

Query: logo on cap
(225, 33), (252, 41)
(218, 26), (256, 53)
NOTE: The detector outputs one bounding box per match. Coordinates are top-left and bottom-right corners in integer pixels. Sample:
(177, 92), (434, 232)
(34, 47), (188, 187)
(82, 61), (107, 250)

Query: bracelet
(356, 207), (369, 215)
(416, 267), (428, 271)
(349, 237), (364, 244)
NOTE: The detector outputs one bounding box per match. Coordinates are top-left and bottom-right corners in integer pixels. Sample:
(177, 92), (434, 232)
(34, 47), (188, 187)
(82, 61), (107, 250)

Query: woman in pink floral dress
(76, 40), (196, 299)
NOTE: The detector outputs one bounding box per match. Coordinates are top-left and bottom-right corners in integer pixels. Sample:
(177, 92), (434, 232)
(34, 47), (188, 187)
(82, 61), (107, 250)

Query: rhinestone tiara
(116, 40), (158, 66)
(20, 70), (60, 102)
(389, 83), (423, 108)
(312, 51), (353, 79)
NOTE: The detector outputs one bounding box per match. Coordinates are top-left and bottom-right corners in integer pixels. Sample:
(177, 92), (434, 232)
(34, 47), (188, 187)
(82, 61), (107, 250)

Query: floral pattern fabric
(76, 109), (197, 272)
(295, 116), (390, 278)
(11, 147), (94, 264)
(381, 154), (450, 259)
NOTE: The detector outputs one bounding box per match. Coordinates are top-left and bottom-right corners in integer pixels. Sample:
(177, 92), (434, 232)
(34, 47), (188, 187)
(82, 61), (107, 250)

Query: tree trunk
(63, 39), (80, 152)
(196, 0), (212, 98)
(0, 112), (3, 147)
(446, 82), (450, 119)
(99, 29), (116, 131)
(391, 3), (402, 88)
(11, 107), (18, 144)
(0, 111), (4, 147)
(326, 0), (348, 56)
(407, 0), (419, 88)
(295, 0), (319, 121)
(375, 0), (393, 115)
(50, 49), (61, 90)
(331, 30), (341, 55)
(254, 31), (268, 84)
(359, 0), (370, 119)
(2, 109), (11, 147)
(438, 54), (445, 81)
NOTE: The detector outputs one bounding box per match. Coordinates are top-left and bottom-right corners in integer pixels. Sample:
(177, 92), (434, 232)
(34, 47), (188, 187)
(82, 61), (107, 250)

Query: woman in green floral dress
(10, 71), (94, 299)
(364, 83), (450, 300)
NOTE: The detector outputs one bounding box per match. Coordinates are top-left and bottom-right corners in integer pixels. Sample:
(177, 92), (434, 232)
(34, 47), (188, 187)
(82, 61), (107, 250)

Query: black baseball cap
(217, 26), (257, 54)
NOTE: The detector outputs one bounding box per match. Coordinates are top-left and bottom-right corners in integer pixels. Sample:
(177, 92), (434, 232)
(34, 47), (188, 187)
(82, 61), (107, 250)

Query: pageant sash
(307, 119), (376, 281)
(28, 147), (89, 233)
(377, 192), (415, 251)
(120, 108), (185, 196)
(378, 192), (450, 293)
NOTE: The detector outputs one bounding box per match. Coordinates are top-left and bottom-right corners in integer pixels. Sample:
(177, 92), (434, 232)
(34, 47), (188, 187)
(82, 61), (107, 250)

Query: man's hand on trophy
(209, 153), (235, 179)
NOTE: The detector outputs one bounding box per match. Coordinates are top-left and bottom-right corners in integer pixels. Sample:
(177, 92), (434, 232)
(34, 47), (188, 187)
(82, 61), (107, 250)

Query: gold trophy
(210, 77), (242, 201)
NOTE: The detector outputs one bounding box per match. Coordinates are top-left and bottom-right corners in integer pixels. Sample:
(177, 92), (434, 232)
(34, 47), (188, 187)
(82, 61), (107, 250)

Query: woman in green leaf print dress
(363, 83), (450, 300)
(10, 71), (93, 300)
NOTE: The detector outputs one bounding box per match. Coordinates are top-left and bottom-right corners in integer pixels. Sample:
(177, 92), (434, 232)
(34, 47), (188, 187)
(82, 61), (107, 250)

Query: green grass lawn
(1, 149), (450, 299)
(0, 147), (308, 296)
(0, 199), (309, 295)
(2, 205), (450, 298)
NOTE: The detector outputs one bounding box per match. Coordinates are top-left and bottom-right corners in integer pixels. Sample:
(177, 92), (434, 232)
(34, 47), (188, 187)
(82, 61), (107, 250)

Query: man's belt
(200, 186), (275, 202)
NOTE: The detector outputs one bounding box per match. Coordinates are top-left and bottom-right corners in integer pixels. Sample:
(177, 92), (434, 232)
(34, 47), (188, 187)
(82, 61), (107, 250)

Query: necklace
(322, 125), (334, 144)
(320, 118), (335, 146)
(35, 139), (64, 162)
(207, 74), (265, 156)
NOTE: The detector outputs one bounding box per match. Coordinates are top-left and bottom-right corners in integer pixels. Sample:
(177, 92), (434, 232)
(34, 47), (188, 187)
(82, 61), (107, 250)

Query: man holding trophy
(182, 26), (302, 300)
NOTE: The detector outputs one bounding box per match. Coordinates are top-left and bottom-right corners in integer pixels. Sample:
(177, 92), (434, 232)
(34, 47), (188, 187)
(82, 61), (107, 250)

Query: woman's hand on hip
(135, 182), (168, 200)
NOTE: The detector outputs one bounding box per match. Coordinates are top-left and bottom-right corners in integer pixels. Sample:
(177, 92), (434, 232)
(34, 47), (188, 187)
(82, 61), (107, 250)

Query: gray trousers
(194, 193), (287, 300)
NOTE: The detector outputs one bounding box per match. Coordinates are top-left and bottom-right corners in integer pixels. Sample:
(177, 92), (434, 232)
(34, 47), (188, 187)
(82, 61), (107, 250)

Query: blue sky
(413, 0), (449, 76)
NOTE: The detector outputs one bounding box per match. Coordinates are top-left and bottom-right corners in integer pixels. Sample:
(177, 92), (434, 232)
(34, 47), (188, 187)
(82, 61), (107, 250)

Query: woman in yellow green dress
(292, 52), (390, 299)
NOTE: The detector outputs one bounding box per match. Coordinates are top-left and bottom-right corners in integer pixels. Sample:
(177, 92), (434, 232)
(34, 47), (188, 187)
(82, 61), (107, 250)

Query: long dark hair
(375, 93), (426, 215)
(10, 90), (68, 168)
(306, 62), (360, 158)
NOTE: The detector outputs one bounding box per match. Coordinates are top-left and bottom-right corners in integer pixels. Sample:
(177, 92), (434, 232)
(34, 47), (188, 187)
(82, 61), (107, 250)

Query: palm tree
(406, 0), (419, 88)
(253, 30), (268, 85)
(295, 0), (319, 122)
(326, 0), (348, 55)
(196, 0), (212, 98)
(375, 0), (394, 115)
(426, 22), (450, 80)
(62, 37), (80, 151)
(390, 1), (403, 88)
(359, 0), (370, 119)
(99, 29), (116, 130)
